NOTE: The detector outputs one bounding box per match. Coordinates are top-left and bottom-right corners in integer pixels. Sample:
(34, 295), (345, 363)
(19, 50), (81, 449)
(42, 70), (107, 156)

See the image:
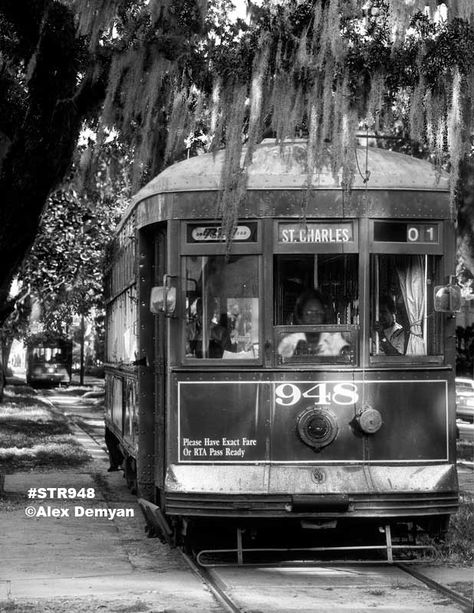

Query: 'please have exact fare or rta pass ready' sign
(177, 379), (448, 463)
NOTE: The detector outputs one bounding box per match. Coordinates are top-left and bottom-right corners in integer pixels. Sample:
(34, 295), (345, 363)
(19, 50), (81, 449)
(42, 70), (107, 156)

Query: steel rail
(69, 416), (108, 451)
(180, 551), (246, 613)
(396, 563), (473, 613)
(184, 550), (473, 613)
(40, 390), (108, 452)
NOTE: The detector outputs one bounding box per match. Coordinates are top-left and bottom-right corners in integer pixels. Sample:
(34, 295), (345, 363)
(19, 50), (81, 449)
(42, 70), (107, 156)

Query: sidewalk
(0, 422), (220, 612)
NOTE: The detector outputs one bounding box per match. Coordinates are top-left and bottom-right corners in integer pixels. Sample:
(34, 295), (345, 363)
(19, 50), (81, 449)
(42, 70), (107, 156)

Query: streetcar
(104, 139), (460, 559)
(26, 333), (72, 387)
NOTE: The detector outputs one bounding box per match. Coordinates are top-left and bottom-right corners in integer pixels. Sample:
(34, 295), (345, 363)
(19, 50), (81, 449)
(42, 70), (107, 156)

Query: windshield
(274, 254), (358, 364)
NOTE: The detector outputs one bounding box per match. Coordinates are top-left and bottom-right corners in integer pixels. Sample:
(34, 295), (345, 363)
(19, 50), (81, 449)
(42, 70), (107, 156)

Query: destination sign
(374, 221), (439, 244)
(278, 223), (353, 244)
(187, 222), (257, 243)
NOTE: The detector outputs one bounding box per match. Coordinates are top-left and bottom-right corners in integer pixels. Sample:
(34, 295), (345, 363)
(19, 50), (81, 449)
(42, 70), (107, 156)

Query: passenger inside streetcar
(186, 298), (231, 358)
(185, 254), (260, 359)
(373, 295), (407, 355)
(278, 289), (350, 358)
(371, 254), (431, 356)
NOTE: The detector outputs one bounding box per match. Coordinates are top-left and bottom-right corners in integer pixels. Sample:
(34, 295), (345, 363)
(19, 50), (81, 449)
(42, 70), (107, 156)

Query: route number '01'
(275, 382), (359, 407)
(407, 224), (436, 243)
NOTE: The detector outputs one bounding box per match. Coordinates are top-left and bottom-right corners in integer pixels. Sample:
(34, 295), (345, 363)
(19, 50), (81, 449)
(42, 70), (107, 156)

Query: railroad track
(45, 390), (472, 612)
(396, 563), (473, 613)
(181, 551), (244, 613)
(69, 415), (107, 451)
(182, 551), (473, 613)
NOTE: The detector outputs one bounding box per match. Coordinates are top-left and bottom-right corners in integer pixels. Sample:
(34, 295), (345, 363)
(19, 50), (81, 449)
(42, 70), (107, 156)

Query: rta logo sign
(311, 468), (326, 484)
(274, 382), (359, 407)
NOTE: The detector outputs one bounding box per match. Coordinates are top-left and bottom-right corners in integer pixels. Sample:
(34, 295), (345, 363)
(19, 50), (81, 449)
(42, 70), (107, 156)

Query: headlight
(296, 407), (338, 450)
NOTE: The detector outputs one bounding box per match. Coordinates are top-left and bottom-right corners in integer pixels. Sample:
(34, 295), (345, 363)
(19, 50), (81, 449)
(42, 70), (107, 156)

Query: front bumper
(164, 463), (459, 519)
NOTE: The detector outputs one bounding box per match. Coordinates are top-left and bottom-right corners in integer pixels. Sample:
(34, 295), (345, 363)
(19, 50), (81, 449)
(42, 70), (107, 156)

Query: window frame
(274, 323), (359, 366)
(369, 220), (443, 256)
(368, 219), (444, 365)
(272, 218), (360, 368)
(181, 222), (263, 365)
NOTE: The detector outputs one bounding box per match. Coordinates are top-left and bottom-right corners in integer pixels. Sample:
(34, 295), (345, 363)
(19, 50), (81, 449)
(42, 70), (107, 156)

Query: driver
(278, 289), (349, 358)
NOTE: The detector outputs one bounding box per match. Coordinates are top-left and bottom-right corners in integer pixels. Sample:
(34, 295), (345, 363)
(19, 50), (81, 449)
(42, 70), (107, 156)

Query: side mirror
(150, 276), (177, 317)
(434, 278), (462, 313)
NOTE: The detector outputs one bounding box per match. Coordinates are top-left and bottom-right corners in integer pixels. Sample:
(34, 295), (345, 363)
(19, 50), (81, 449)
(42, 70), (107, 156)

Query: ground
(0, 379), (472, 612)
(0, 381), (221, 612)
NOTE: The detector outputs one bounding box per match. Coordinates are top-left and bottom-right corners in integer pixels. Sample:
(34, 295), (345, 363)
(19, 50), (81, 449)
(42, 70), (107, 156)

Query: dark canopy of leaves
(6, 140), (131, 342)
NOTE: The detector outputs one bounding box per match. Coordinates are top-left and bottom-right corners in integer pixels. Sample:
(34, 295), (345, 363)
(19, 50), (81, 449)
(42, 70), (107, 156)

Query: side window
(274, 254), (359, 364)
(371, 254), (441, 357)
(185, 255), (259, 359)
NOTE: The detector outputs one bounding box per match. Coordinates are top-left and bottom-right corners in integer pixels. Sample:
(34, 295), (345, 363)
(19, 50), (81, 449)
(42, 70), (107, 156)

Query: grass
(0, 388), (90, 473)
(0, 491), (25, 512)
(413, 490), (474, 566)
(436, 493), (474, 564)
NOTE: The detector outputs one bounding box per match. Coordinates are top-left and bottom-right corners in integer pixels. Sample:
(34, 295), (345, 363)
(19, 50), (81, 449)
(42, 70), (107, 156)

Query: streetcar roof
(132, 139), (449, 207)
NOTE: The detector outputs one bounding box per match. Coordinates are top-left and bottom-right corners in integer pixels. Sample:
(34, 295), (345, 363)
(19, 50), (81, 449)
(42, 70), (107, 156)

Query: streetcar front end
(105, 140), (459, 548)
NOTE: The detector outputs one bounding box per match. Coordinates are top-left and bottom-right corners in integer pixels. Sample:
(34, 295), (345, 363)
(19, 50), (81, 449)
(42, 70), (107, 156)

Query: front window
(371, 254), (441, 357)
(185, 255), (260, 359)
(32, 346), (66, 364)
(274, 254), (359, 364)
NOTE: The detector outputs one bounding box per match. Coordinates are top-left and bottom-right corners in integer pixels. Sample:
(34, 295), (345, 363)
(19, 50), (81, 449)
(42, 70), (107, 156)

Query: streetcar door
(153, 226), (167, 491)
(137, 224), (167, 499)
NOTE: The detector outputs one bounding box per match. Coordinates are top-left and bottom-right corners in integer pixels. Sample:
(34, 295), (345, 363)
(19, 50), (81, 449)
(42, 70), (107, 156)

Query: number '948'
(274, 382), (359, 407)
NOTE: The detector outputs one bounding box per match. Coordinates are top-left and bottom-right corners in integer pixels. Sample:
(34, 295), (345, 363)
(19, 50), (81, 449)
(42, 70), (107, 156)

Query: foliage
(0, 0), (105, 320)
(6, 139), (131, 341)
(435, 494), (474, 565)
(416, 493), (473, 567)
(0, 0), (202, 323)
(456, 153), (474, 280)
(0, 0), (473, 319)
(72, 0), (474, 243)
